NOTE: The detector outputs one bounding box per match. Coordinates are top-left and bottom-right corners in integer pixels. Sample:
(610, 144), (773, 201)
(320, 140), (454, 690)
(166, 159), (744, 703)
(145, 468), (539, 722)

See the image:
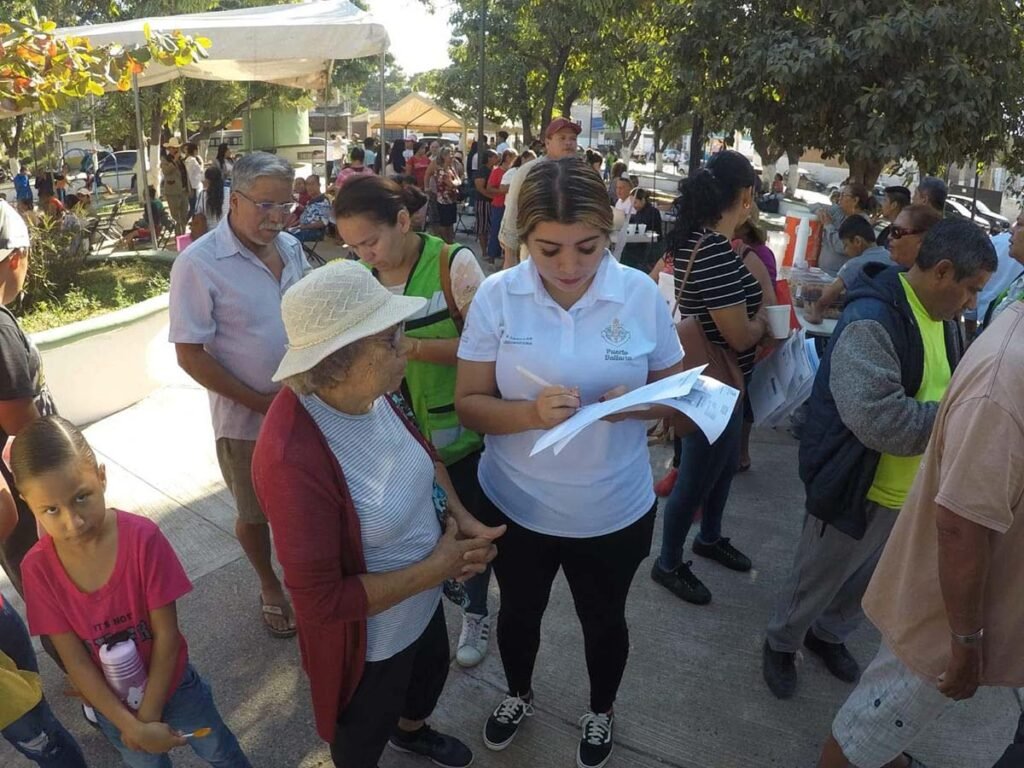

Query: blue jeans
(658, 405), (743, 571)
(0, 594), (87, 767)
(95, 665), (251, 768)
(446, 451), (491, 618)
(487, 205), (505, 261)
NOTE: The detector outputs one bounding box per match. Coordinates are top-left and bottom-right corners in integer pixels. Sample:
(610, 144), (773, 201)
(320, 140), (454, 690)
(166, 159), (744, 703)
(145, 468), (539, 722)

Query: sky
(370, 0), (456, 75)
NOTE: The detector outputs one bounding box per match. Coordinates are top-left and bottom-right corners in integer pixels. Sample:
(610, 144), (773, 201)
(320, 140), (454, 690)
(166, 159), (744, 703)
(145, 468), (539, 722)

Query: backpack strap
(438, 242), (465, 334)
(672, 232), (714, 316)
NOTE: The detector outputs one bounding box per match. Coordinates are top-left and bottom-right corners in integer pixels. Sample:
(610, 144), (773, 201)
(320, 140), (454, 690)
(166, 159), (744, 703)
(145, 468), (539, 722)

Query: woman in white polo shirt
(456, 158), (685, 768)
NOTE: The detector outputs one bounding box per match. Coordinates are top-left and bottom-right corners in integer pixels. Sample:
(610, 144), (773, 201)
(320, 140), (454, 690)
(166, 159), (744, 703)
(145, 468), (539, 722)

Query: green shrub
(21, 216), (88, 313)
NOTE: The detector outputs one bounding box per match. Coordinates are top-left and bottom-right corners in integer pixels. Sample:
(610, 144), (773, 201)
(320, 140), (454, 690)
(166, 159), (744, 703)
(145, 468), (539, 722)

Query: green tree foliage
(682, 0), (1024, 185)
(423, 0), (604, 144)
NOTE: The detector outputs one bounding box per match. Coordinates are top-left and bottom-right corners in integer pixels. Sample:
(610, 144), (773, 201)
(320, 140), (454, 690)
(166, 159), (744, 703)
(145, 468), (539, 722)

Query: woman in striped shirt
(651, 150), (772, 607)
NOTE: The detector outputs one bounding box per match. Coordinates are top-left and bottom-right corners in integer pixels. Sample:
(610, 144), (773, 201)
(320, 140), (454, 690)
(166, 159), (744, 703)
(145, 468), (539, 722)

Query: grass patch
(15, 259), (172, 334)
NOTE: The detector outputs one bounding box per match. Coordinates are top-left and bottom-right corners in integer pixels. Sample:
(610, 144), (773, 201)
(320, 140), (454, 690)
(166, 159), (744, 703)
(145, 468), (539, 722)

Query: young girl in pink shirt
(14, 416), (251, 768)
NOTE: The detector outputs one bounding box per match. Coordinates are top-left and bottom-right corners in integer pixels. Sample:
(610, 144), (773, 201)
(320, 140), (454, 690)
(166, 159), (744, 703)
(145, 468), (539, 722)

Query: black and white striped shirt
(673, 228), (763, 375)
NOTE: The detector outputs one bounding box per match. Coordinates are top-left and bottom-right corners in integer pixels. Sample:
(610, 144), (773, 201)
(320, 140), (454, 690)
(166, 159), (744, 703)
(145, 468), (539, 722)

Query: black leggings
(478, 494), (655, 713)
(330, 605), (449, 768)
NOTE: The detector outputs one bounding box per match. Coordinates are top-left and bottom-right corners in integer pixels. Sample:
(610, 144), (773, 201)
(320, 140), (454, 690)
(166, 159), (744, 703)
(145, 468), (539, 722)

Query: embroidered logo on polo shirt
(501, 333), (534, 346)
(601, 318), (630, 347)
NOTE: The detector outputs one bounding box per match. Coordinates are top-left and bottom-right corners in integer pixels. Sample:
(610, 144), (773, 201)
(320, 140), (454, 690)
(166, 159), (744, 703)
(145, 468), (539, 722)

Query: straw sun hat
(272, 260), (426, 383)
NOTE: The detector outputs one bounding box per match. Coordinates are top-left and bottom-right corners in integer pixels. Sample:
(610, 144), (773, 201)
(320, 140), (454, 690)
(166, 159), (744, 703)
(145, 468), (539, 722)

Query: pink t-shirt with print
(22, 510), (192, 695)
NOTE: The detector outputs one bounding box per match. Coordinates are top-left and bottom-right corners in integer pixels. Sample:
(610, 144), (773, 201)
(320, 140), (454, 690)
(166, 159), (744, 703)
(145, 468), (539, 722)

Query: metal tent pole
(379, 51), (386, 146)
(132, 74), (156, 246)
(90, 95), (99, 201)
(477, 0), (486, 145)
(180, 79), (188, 141)
(324, 60), (334, 179)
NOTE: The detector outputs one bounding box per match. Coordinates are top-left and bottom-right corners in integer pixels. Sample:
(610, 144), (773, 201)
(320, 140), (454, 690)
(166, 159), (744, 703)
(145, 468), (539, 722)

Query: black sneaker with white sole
(483, 694), (534, 751)
(388, 724), (473, 768)
(577, 711), (614, 768)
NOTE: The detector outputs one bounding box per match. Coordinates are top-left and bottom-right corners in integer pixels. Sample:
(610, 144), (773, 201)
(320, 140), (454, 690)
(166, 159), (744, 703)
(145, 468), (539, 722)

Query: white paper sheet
(658, 376), (741, 444)
(748, 330), (820, 427)
(545, 376), (739, 454)
(530, 368), (704, 456)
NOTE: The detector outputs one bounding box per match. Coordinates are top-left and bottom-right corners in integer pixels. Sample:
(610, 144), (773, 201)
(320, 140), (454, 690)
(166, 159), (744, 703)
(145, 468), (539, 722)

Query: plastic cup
(638, 223), (647, 234)
(767, 304), (791, 339)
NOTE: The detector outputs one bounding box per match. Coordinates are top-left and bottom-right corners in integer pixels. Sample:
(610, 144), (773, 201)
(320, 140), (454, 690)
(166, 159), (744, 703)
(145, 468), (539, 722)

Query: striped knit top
(300, 393), (442, 662)
(673, 228), (764, 375)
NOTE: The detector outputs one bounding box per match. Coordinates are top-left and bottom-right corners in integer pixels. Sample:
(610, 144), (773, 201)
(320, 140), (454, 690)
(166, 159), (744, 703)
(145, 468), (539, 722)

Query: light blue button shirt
(971, 232), (1023, 324)
(169, 216), (310, 440)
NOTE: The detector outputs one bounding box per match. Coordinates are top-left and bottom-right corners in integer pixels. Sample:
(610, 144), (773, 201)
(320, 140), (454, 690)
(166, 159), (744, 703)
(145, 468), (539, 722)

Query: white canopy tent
(13, 0), (389, 237)
(353, 93), (504, 145)
(55, 0), (389, 92)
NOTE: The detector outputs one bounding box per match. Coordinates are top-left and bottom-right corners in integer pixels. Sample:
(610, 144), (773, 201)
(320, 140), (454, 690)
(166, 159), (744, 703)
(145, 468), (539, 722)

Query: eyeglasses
(890, 226), (923, 240)
(234, 190), (296, 215)
(369, 323), (404, 351)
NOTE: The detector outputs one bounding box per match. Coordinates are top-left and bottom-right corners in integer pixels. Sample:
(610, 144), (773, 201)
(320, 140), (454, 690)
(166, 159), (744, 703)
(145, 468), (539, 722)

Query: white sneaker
(82, 704), (99, 726)
(456, 612), (490, 668)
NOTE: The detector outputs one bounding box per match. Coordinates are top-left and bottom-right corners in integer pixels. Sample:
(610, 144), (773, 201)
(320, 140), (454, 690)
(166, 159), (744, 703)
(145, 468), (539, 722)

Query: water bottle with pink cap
(99, 637), (149, 710)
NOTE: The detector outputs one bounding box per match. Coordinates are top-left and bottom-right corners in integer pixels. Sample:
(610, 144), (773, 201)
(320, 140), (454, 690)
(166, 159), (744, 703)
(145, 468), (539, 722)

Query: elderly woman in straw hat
(251, 260), (504, 768)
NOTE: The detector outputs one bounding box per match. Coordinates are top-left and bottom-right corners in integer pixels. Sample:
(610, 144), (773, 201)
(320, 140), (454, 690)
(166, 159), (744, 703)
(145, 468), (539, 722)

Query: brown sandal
(260, 599), (297, 639)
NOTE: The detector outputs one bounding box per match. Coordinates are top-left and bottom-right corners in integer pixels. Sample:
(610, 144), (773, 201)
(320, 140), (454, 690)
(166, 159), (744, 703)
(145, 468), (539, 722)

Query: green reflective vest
(400, 234), (483, 466)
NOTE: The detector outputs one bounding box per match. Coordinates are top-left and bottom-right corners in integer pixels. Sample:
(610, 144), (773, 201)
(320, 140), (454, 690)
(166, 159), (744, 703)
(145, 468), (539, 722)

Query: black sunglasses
(890, 226), (923, 240)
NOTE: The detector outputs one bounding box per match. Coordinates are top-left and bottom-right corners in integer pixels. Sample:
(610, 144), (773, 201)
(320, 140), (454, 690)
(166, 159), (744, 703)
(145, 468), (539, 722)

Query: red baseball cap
(545, 117), (582, 139)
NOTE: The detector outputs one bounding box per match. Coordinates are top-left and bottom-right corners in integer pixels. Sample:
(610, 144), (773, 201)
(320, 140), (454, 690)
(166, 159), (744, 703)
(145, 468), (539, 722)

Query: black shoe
(692, 537), (752, 572)
(577, 712), (614, 768)
(483, 694), (534, 751)
(650, 561), (711, 605)
(762, 640), (797, 699)
(389, 724), (473, 768)
(803, 630), (860, 683)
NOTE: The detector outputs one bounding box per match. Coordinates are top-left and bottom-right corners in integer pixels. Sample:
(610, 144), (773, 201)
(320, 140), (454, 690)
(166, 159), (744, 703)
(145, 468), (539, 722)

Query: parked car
(944, 198), (992, 232)
(947, 194), (1010, 233)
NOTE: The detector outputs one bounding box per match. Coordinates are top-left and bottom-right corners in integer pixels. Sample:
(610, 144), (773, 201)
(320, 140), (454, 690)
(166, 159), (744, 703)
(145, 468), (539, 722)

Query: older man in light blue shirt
(963, 214), (1024, 335)
(169, 151), (310, 638)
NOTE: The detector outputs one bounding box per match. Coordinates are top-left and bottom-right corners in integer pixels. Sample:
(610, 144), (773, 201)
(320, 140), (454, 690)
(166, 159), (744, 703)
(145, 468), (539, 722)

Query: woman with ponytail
(334, 175), (495, 670)
(651, 150), (771, 607)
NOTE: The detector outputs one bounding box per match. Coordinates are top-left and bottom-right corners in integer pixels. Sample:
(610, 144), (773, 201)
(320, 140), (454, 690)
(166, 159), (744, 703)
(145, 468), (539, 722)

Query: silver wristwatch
(952, 628), (984, 647)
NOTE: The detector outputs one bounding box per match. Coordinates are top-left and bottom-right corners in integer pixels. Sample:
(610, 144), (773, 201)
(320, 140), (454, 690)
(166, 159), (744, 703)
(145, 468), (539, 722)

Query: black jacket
(798, 264), (963, 539)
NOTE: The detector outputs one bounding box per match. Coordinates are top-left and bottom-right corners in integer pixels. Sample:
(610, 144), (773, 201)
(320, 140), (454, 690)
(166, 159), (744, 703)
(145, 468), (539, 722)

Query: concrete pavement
(0, 229), (1017, 766)
(1, 376), (1018, 767)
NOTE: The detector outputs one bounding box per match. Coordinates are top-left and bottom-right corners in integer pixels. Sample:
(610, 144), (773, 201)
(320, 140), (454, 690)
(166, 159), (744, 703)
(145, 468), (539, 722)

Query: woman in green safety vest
(334, 175), (494, 669)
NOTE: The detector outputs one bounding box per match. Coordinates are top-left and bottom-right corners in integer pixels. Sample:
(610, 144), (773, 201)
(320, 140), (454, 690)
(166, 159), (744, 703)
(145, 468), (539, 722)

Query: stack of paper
(747, 330), (820, 428)
(530, 367), (740, 456)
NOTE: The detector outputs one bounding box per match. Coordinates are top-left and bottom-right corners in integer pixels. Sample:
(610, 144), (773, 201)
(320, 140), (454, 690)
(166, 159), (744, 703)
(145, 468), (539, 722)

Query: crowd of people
(0, 111), (1022, 768)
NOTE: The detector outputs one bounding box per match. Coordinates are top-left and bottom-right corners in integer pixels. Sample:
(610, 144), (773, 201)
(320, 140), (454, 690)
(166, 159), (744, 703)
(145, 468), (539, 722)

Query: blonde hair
(517, 158), (613, 241)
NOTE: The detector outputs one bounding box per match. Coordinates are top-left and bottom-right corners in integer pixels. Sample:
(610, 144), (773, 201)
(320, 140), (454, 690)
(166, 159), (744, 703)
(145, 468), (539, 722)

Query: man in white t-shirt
(498, 117), (581, 267)
(613, 176), (636, 216)
(184, 143), (204, 218)
(495, 130), (510, 154)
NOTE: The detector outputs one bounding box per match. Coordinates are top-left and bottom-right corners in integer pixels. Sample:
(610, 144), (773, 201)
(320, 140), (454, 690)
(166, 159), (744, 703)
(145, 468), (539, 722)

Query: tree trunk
(786, 147), (802, 195)
(520, 108), (534, 146)
(653, 125), (663, 173)
(539, 50), (570, 131)
(1, 116), (25, 174)
(847, 156), (884, 188)
(559, 86), (580, 120)
(687, 112), (704, 177)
